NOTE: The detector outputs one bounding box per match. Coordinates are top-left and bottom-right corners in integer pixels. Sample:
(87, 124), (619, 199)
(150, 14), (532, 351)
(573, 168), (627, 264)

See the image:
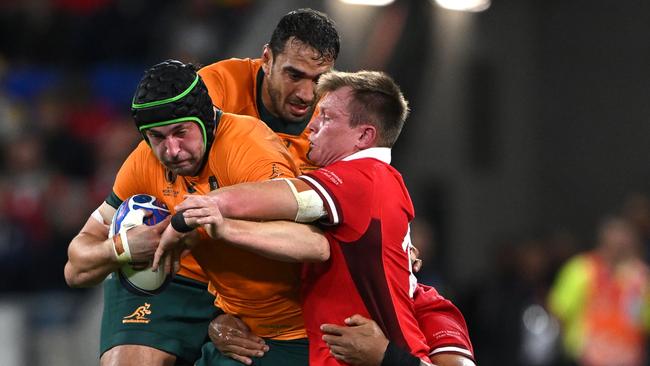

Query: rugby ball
(109, 194), (172, 296)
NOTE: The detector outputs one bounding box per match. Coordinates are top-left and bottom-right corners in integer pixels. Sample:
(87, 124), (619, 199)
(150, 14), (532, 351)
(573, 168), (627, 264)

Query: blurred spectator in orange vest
(548, 216), (650, 366)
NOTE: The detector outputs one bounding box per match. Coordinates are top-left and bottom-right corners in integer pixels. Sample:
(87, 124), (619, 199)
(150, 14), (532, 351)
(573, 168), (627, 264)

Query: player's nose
(164, 137), (181, 156)
(295, 80), (315, 104)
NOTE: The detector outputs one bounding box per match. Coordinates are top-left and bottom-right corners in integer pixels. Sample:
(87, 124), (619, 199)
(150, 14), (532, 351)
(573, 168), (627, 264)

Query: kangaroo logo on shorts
(122, 303), (152, 324)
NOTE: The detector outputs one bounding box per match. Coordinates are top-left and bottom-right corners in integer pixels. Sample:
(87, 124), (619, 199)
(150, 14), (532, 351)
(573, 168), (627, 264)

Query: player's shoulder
(129, 140), (154, 159)
(125, 140), (163, 169)
(216, 111), (276, 141)
(114, 141), (164, 199)
(322, 157), (387, 177)
(209, 112), (294, 178)
(199, 58), (262, 77)
(219, 111), (267, 128)
(346, 157), (404, 186)
(305, 161), (365, 189)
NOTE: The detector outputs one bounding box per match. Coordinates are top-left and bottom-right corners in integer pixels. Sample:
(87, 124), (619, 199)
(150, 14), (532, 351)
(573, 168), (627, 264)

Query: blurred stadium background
(1, 0), (649, 365)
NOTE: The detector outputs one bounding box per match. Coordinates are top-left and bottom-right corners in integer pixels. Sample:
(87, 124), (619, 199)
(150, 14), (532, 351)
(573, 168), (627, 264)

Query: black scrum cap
(131, 59), (215, 147)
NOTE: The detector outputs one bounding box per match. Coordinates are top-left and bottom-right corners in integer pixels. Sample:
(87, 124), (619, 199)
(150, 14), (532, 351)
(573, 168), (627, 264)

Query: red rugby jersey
(298, 148), (429, 365)
(414, 284), (475, 362)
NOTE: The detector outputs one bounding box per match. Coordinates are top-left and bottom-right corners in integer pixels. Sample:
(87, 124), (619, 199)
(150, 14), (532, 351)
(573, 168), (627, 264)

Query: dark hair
(131, 59), (215, 147)
(316, 71), (410, 148)
(268, 8), (340, 63)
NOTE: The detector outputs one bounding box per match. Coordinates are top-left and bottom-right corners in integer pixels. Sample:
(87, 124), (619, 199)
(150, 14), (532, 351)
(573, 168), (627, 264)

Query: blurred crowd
(0, 1), (254, 364)
(453, 193), (650, 366)
(0, 0), (252, 293)
(1, 1), (650, 366)
(0, 60), (140, 292)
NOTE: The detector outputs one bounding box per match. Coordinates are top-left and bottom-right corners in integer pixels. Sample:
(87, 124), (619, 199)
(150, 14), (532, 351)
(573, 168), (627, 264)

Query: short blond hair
(317, 70), (409, 147)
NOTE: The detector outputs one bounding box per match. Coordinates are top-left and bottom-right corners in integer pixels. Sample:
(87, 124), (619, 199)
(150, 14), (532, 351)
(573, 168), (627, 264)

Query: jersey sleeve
(298, 161), (372, 230)
(413, 284), (475, 361)
(212, 114), (298, 185)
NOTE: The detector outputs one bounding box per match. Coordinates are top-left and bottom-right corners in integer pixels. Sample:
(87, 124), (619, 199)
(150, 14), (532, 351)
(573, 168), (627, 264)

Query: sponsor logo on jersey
(318, 168), (343, 185)
(122, 303), (152, 324)
(162, 185), (180, 197)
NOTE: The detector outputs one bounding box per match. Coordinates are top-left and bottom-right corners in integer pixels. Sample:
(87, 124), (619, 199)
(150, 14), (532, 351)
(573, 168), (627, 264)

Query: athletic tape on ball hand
(109, 208), (145, 264)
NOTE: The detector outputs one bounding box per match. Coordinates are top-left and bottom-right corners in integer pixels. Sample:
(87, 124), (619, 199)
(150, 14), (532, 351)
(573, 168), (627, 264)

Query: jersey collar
(342, 147), (392, 164)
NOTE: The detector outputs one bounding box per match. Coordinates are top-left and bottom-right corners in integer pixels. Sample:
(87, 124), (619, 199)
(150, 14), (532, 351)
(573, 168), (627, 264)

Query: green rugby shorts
(195, 338), (309, 366)
(100, 273), (219, 364)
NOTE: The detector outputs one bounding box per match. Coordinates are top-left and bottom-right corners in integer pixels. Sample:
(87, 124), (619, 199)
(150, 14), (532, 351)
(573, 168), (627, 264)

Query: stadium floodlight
(339, 0), (395, 6)
(434, 0), (491, 12)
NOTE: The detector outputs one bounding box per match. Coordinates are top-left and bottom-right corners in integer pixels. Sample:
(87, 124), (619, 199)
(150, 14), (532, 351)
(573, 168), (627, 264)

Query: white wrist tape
(112, 231), (132, 264)
(281, 178), (327, 223)
(112, 209), (145, 264)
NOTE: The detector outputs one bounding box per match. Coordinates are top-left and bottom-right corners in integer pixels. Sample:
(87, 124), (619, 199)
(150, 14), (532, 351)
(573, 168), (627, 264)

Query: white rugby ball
(109, 194), (171, 296)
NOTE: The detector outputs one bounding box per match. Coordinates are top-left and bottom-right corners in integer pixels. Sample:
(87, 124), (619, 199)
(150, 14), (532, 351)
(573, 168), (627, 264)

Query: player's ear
(357, 125), (377, 149)
(262, 44), (273, 76)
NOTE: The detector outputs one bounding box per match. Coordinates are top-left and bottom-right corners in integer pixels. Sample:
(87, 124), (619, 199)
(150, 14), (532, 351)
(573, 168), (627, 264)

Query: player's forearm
(381, 346), (474, 366)
(429, 353), (475, 366)
(216, 218), (329, 262)
(208, 181), (298, 221)
(65, 232), (119, 287)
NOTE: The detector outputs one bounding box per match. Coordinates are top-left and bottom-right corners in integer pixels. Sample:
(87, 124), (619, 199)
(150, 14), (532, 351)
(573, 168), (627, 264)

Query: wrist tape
(171, 210), (194, 233)
(112, 230), (132, 264)
(112, 209), (145, 264)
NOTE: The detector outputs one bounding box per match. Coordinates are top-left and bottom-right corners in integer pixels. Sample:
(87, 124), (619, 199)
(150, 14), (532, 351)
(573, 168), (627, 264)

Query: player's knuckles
(230, 328), (246, 336)
(236, 337), (260, 347)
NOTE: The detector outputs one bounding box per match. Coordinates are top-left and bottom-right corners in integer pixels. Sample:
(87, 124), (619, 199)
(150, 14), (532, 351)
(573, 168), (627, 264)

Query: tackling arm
(321, 315), (475, 366)
(207, 217), (329, 262)
(178, 177), (325, 223)
(154, 178), (329, 268)
(179, 178), (305, 222)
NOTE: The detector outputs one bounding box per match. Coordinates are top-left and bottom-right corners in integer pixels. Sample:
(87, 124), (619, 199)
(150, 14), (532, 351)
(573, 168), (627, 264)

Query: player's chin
(283, 113), (307, 123)
(168, 163), (199, 177)
(283, 107), (312, 122)
(307, 150), (324, 167)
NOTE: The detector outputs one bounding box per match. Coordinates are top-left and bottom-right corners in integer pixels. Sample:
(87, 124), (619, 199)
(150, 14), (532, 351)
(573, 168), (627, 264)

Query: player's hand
(178, 196), (226, 240)
(208, 314), (269, 365)
(321, 314), (389, 366)
(410, 245), (423, 273)
(175, 194), (221, 219)
(152, 222), (188, 273)
(126, 215), (170, 263)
